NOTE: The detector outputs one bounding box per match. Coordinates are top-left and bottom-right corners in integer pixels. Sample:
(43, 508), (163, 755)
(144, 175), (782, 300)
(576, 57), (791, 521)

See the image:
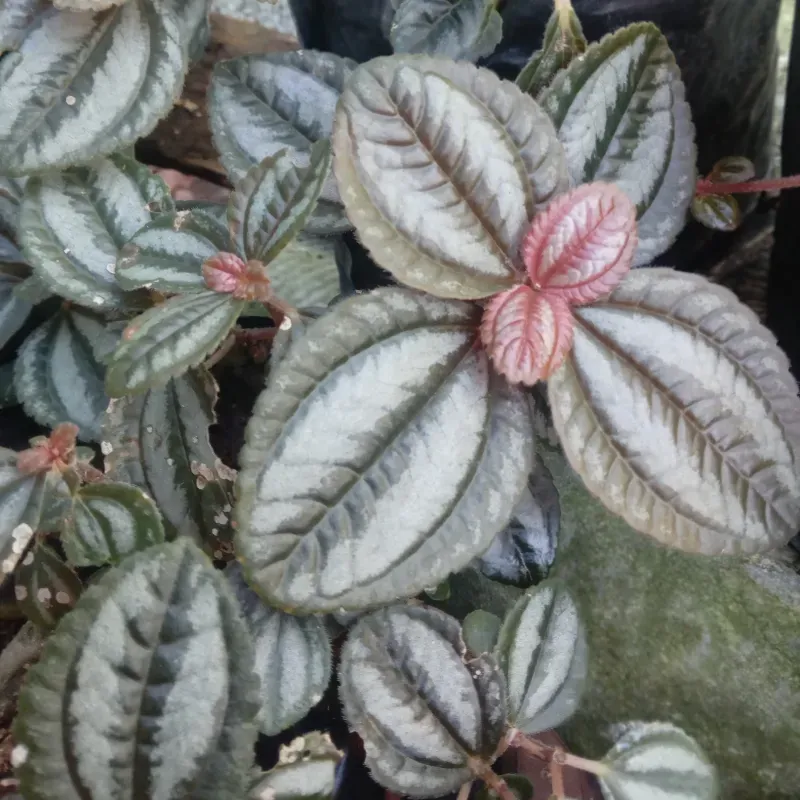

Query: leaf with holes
(229, 141), (331, 264)
(62, 481), (166, 567)
(548, 268), (800, 555)
(14, 542), (82, 630)
(333, 57), (565, 299)
(462, 609), (502, 656)
(477, 453), (559, 587)
(390, 0), (502, 62)
(598, 723), (718, 800)
(106, 291), (244, 396)
(209, 50), (355, 235)
(236, 288), (533, 612)
(495, 581), (587, 734)
(0, 0), (203, 174)
(481, 285), (573, 387)
(14, 538), (260, 800)
(542, 23), (697, 265)
(14, 309), (117, 441)
(19, 154), (173, 309)
(521, 183), (637, 304)
(227, 563), (331, 736)
(1, 263), (33, 350)
(116, 210), (231, 293)
(516, 0), (586, 99)
(340, 605), (507, 797)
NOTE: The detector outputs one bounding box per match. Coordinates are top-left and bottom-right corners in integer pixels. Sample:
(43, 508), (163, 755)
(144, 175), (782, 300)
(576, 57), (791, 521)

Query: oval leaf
(14, 542), (82, 630)
(477, 453), (559, 587)
(481, 285), (574, 386)
(690, 194), (741, 232)
(62, 481), (166, 567)
(339, 605), (508, 797)
(462, 609), (502, 656)
(522, 183), (637, 304)
(333, 58), (533, 299)
(116, 210), (232, 293)
(19, 154), (173, 309)
(236, 288), (533, 612)
(14, 538), (260, 800)
(227, 563), (332, 736)
(14, 308), (116, 441)
(0, 263), (33, 350)
(542, 23), (697, 265)
(708, 155), (755, 184)
(548, 268), (800, 555)
(0, 0), (195, 174)
(0, 362), (18, 409)
(390, 0), (503, 62)
(229, 141), (332, 263)
(106, 291), (244, 396)
(495, 581), (587, 734)
(599, 722), (718, 800)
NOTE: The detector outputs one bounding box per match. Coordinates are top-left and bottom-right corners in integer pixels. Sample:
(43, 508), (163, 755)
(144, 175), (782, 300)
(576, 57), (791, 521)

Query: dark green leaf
(268, 235), (346, 310)
(0, 262), (32, 349)
(462, 609), (501, 655)
(0, 175), (25, 242)
(690, 194), (741, 232)
(0, 362), (17, 409)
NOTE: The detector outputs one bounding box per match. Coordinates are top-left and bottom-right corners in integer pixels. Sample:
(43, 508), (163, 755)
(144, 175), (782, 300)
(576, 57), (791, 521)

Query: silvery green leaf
(598, 722), (718, 800)
(106, 291), (244, 396)
(542, 23), (697, 265)
(14, 308), (117, 441)
(476, 454), (559, 587)
(548, 268), (800, 555)
(229, 140), (331, 263)
(19, 154), (173, 309)
(462, 609), (501, 656)
(14, 541), (82, 630)
(0, 0), (196, 175)
(0, 362), (17, 408)
(63, 481), (166, 567)
(269, 307), (327, 369)
(12, 273), (51, 304)
(174, 200), (229, 226)
(0, 0), (42, 53)
(227, 562), (332, 736)
(236, 288), (533, 612)
(13, 538), (260, 800)
(0, 263), (32, 349)
(103, 368), (230, 546)
(339, 604), (508, 797)
(52, 0), (125, 10)
(0, 233), (22, 263)
(174, 0), (210, 61)
(116, 210), (231, 293)
(333, 57), (566, 299)
(390, 0), (502, 62)
(495, 581), (587, 734)
(516, 0), (587, 99)
(0, 175), (24, 241)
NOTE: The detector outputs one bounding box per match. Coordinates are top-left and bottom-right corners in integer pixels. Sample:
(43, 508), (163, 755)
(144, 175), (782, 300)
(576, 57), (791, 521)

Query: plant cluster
(1, 0), (799, 798)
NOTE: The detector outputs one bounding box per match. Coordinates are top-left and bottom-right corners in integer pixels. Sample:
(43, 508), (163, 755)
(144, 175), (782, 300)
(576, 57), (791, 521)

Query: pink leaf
(17, 423), (79, 476)
(202, 252), (271, 302)
(481, 285), (574, 386)
(521, 182), (637, 305)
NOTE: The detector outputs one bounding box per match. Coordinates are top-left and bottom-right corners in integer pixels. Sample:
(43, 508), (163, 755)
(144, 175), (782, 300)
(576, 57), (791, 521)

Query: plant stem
(551, 749), (566, 798)
(457, 781), (473, 800)
(509, 731), (550, 760)
(560, 752), (609, 776)
(696, 174), (800, 196)
(204, 332), (236, 369)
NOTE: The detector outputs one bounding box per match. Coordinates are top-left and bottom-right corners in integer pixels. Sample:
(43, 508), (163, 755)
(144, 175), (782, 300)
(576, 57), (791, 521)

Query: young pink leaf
(17, 423), (79, 476)
(202, 252), (271, 302)
(522, 182), (637, 305)
(481, 285), (573, 386)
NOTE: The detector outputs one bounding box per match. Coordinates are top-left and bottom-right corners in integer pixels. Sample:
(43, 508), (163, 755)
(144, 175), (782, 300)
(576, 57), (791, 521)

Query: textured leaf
(0, 362), (17, 408)
(0, 0), (197, 174)
(521, 183), (637, 304)
(63, 481), (166, 567)
(0, 0), (43, 53)
(227, 563), (331, 736)
(116, 210), (231, 293)
(0, 175), (25, 242)
(269, 307), (327, 369)
(14, 542), (82, 630)
(236, 288), (533, 612)
(599, 723), (718, 800)
(462, 609), (501, 655)
(495, 581), (587, 734)
(106, 291), (244, 396)
(339, 605), (508, 797)
(174, 200), (229, 226)
(13, 538), (260, 800)
(0, 263), (32, 349)
(202, 252), (272, 302)
(542, 23), (697, 265)
(53, 0), (124, 10)
(516, 0), (587, 99)
(481, 285), (573, 386)
(690, 194), (741, 232)
(390, 0), (502, 62)
(229, 141), (331, 263)
(14, 308), (116, 441)
(20, 154), (173, 309)
(548, 268), (800, 555)
(209, 51), (356, 189)
(103, 369), (231, 547)
(333, 57), (548, 299)
(477, 453), (559, 587)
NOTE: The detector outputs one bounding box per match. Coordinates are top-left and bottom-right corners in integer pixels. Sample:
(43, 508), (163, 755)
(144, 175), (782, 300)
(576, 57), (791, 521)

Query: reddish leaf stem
(551, 749), (566, 798)
(696, 173), (800, 196)
(457, 781), (473, 800)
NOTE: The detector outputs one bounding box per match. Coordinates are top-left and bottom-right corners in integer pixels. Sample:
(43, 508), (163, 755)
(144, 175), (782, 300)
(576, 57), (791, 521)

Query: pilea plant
(0, 0), (799, 799)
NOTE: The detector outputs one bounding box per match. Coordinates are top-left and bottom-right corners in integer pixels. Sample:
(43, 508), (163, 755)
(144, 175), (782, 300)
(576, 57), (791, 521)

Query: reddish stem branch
(696, 174), (800, 196)
(479, 769), (517, 800)
(551, 749), (566, 798)
(508, 731), (550, 761)
(457, 781), (473, 800)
